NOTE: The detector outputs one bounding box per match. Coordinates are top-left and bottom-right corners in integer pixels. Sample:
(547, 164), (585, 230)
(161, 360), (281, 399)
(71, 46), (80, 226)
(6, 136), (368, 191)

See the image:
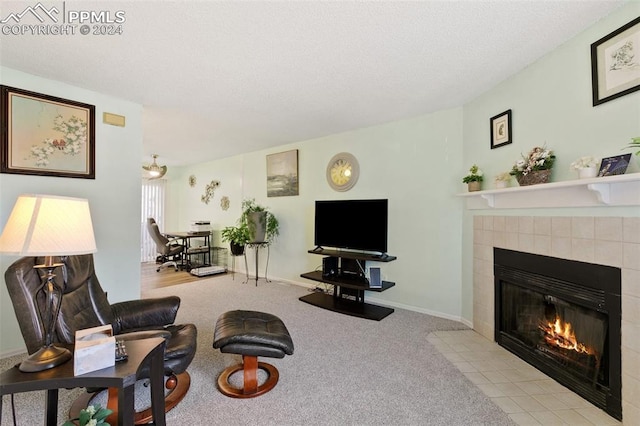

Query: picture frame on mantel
(591, 16), (640, 106)
(0, 85), (96, 179)
(597, 153), (631, 177)
(490, 109), (512, 149)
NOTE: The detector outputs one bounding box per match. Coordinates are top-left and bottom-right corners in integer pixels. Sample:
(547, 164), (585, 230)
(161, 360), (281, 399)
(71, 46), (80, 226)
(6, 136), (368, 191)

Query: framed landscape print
(591, 16), (640, 106)
(266, 149), (299, 197)
(490, 109), (512, 149)
(0, 85), (96, 179)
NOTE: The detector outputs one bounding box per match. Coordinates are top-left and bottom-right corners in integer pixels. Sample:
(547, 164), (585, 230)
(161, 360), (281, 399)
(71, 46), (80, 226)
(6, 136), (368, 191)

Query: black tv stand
(299, 249), (397, 321)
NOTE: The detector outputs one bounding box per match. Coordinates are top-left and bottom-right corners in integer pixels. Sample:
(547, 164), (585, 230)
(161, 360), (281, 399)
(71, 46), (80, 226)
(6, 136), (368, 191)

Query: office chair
(5, 254), (198, 424)
(147, 217), (184, 272)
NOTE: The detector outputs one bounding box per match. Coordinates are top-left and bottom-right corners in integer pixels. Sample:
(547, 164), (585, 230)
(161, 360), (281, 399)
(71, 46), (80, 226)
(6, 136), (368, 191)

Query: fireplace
(494, 248), (621, 420)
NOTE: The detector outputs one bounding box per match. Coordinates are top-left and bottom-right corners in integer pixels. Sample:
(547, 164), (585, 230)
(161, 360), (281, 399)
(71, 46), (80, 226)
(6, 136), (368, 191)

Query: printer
(190, 220), (211, 233)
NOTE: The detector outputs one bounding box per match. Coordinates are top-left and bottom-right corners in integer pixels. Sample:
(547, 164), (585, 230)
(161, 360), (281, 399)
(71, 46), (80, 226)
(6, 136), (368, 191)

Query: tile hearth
(428, 330), (621, 426)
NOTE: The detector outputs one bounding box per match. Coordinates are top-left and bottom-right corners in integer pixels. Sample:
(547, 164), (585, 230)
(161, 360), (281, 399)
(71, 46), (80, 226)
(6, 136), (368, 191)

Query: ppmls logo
(1, 2), (126, 36)
(0, 2), (60, 24)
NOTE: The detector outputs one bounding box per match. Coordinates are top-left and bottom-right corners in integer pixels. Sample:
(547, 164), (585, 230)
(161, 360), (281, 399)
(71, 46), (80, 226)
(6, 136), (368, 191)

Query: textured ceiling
(0, 0), (625, 166)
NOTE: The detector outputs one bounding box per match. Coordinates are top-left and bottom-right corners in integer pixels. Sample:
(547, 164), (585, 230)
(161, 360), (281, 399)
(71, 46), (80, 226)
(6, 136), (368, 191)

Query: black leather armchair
(4, 254), (197, 422)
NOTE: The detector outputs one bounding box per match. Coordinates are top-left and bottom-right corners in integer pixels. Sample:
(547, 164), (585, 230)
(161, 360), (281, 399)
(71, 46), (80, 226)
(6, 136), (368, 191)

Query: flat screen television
(314, 199), (388, 254)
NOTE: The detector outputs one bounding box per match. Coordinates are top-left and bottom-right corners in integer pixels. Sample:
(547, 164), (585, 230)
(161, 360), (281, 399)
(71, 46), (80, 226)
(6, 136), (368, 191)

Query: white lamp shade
(0, 194), (97, 256)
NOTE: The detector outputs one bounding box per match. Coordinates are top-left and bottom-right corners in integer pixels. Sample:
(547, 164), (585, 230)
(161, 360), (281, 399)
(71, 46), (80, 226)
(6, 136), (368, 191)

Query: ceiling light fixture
(143, 154), (167, 179)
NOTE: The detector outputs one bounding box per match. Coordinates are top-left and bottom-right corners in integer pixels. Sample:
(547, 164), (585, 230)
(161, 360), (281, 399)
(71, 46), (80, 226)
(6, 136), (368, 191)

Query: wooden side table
(0, 337), (166, 426)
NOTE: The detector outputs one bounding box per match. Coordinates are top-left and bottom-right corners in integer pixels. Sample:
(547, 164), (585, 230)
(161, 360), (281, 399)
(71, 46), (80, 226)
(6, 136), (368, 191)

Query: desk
(165, 231), (211, 269)
(244, 242), (270, 286)
(0, 338), (166, 426)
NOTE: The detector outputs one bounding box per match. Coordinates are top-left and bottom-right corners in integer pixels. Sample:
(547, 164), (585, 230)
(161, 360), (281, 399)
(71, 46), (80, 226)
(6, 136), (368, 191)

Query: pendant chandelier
(142, 154), (167, 179)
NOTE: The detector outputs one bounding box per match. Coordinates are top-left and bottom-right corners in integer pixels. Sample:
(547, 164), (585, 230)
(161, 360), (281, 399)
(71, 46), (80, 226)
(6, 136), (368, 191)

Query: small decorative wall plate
(220, 196), (230, 211)
(188, 175), (196, 187)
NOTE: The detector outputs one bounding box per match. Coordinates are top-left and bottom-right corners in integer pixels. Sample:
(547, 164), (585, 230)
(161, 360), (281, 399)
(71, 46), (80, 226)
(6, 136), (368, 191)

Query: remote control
(115, 340), (128, 362)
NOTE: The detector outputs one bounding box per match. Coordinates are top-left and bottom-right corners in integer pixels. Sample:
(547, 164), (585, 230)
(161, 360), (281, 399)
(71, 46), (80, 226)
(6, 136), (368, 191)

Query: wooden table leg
(119, 384), (134, 426)
(150, 342), (166, 426)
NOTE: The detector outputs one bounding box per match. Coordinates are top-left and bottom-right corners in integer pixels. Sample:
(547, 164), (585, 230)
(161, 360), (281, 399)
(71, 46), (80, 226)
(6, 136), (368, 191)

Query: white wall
(460, 2), (640, 321)
(0, 67), (143, 355)
(168, 107), (466, 320)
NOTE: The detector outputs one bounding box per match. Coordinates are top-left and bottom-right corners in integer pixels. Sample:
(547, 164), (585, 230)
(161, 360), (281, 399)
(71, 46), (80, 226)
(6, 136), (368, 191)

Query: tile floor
(427, 330), (621, 426)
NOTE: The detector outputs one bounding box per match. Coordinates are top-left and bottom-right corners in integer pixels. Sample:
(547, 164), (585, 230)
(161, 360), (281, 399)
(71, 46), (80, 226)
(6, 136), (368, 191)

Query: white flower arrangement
(570, 156), (599, 171)
(63, 404), (112, 426)
(510, 146), (556, 177)
(494, 172), (512, 182)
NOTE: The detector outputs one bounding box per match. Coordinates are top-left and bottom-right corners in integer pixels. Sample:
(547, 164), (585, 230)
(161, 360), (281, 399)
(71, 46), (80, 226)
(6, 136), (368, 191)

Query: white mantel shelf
(457, 173), (640, 209)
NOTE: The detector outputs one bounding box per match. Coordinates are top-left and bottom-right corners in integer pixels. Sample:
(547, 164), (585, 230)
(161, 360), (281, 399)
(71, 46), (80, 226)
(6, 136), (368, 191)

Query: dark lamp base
(19, 345), (72, 373)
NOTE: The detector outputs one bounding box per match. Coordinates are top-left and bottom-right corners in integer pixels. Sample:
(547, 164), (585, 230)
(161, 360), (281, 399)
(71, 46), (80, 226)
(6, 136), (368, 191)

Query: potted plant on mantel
(240, 198), (279, 243)
(462, 164), (484, 192)
(220, 224), (250, 256)
(510, 146), (556, 186)
(570, 156), (600, 179)
(494, 172), (512, 189)
(624, 136), (640, 156)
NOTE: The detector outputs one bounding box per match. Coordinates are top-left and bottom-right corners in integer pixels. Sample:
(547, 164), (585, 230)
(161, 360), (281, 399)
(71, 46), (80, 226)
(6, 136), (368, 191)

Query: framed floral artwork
(490, 109), (512, 149)
(591, 16), (640, 106)
(1, 85), (96, 179)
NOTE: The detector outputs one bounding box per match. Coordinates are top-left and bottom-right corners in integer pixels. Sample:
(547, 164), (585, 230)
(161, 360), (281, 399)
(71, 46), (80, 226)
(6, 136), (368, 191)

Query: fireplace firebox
(494, 248), (621, 420)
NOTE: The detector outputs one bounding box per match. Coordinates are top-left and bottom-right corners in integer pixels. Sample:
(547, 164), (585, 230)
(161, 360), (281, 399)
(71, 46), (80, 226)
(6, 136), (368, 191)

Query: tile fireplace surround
(472, 215), (640, 424)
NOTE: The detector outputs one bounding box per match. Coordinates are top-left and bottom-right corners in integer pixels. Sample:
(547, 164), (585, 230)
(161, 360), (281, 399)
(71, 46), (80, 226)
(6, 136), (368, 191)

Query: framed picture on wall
(0, 85), (96, 179)
(266, 149), (299, 197)
(591, 16), (640, 106)
(490, 109), (512, 149)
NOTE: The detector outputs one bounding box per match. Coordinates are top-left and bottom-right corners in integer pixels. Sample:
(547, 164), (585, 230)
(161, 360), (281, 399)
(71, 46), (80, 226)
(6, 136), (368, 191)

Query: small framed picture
(490, 109), (512, 149)
(598, 154), (631, 177)
(591, 16), (640, 106)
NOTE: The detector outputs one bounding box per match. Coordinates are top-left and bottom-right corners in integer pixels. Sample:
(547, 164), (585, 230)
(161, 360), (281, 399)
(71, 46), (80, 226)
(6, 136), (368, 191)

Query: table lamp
(0, 194), (97, 372)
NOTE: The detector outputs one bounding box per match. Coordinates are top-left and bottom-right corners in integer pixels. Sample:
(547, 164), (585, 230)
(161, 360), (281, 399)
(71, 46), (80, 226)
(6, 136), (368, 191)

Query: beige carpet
(1, 273), (516, 425)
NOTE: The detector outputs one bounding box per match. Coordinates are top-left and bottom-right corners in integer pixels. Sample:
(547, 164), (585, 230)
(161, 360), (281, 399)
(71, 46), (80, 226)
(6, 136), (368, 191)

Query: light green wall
(0, 67), (143, 355)
(460, 3), (640, 321)
(169, 108), (466, 320)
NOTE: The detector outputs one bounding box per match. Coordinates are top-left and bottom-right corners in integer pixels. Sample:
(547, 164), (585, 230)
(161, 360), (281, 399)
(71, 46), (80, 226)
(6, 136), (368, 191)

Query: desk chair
(147, 218), (184, 272)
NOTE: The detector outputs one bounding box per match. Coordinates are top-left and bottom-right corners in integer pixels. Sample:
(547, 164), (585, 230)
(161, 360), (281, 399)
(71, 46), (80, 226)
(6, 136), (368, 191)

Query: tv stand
(299, 249), (397, 321)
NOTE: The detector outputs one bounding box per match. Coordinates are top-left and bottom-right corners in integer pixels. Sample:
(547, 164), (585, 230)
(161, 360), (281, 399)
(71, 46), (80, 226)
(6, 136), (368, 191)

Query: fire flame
(539, 316), (595, 355)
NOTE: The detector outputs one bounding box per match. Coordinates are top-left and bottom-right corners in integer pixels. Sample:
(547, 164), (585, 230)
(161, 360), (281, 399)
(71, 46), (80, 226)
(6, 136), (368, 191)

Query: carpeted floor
(1, 273), (516, 425)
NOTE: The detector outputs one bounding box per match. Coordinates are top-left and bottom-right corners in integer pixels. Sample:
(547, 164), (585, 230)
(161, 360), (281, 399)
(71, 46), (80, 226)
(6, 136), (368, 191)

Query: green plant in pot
(240, 198), (279, 243)
(462, 164), (484, 192)
(623, 136), (640, 158)
(220, 224), (250, 255)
